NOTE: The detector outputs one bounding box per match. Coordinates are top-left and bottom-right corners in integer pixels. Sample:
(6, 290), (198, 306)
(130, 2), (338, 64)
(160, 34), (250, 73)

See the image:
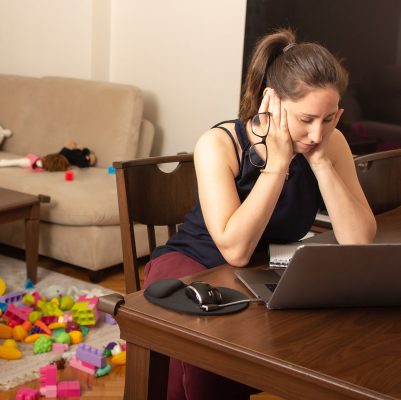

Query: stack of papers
(269, 242), (302, 269)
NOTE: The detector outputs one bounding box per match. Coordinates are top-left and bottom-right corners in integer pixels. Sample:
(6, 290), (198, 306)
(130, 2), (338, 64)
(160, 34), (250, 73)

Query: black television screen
(242, 0), (401, 154)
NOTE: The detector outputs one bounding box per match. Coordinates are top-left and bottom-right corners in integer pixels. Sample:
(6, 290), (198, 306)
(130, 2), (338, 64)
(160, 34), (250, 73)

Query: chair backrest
(354, 149), (401, 215)
(114, 154), (197, 293)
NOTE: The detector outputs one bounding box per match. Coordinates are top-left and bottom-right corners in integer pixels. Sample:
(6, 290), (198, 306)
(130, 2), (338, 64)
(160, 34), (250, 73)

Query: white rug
(0, 254), (122, 391)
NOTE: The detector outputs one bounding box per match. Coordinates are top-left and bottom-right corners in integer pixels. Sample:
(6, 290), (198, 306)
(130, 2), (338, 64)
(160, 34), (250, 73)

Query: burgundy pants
(144, 252), (257, 400)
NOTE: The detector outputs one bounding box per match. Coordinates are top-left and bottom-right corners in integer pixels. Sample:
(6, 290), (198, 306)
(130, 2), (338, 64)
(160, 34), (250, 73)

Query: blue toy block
(107, 166), (116, 174)
(24, 278), (35, 289)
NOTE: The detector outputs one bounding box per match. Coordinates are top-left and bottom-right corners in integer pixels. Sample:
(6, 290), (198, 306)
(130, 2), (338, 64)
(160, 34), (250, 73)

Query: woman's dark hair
(239, 28), (349, 123)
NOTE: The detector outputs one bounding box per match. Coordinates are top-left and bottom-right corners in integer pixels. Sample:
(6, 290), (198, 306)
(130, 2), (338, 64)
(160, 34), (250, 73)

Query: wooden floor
(0, 245), (282, 400)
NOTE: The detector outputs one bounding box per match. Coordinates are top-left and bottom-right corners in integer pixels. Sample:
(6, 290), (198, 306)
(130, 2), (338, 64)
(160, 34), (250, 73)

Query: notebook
(236, 243), (401, 309)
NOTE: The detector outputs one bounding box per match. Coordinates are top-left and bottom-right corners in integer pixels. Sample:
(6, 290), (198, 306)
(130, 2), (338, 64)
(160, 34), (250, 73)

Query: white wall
(0, 0), (93, 79)
(0, 0), (246, 156)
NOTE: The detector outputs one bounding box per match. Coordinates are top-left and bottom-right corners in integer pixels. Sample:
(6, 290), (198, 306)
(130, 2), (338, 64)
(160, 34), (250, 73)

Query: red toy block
(65, 170), (74, 181)
(57, 380), (80, 398)
(16, 387), (40, 400)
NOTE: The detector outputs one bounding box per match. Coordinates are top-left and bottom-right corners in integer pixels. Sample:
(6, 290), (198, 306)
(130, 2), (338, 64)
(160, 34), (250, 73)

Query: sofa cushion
(0, 152), (119, 226)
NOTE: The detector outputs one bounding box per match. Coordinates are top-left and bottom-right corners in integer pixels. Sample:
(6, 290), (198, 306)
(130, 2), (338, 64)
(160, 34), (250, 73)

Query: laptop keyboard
(265, 283), (277, 292)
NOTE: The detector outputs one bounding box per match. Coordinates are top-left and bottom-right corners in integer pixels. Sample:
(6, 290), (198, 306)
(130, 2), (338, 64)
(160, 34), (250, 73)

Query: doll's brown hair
(41, 153), (70, 172)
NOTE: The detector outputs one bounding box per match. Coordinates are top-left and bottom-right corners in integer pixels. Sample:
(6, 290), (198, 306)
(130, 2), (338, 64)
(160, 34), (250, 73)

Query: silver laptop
(235, 243), (401, 309)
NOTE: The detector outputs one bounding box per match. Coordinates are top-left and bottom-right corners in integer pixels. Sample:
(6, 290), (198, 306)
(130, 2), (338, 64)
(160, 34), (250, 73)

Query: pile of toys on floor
(0, 276), (126, 399)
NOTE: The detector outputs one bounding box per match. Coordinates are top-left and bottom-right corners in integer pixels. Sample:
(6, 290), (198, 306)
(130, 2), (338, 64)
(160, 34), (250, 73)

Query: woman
(144, 28), (377, 400)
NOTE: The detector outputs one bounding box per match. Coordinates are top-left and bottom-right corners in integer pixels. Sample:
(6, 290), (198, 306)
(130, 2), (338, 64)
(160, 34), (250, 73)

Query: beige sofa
(0, 74), (156, 280)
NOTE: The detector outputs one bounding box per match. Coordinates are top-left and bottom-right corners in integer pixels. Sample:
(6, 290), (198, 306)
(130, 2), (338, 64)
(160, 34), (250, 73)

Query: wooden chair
(113, 154), (197, 293)
(354, 148), (401, 215)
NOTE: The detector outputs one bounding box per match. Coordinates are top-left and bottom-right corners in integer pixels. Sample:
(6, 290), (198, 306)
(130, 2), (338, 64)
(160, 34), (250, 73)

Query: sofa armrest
(136, 119), (155, 158)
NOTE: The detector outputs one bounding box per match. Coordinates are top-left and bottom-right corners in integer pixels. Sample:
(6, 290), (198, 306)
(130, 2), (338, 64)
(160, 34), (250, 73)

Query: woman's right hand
(261, 89), (294, 173)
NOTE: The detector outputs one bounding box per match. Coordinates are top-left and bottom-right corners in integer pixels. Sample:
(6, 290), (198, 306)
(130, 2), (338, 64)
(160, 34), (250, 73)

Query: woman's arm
(195, 91), (294, 267)
(194, 131), (287, 267)
(311, 130), (377, 243)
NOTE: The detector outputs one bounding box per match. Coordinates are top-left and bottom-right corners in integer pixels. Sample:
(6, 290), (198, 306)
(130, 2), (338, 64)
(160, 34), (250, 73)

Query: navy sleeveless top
(152, 119), (322, 268)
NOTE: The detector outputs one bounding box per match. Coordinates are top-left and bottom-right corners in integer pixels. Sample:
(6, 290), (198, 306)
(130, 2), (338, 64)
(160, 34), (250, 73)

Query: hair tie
(283, 43), (296, 53)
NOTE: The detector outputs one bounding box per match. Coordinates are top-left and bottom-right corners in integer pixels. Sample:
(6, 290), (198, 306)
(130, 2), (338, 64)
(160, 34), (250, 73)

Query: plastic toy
(57, 380), (80, 398)
(76, 343), (106, 368)
(54, 332), (71, 345)
(3, 338), (18, 348)
(16, 387), (40, 400)
(65, 170), (74, 181)
(33, 336), (53, 354)
(71, 296), (99, 326)
(0, 344), (22, 359)
(0, 290), (26, 304)
(104, 313), (117, 324)
(111, 350), (126, 365)
(4, 304), (33, 327)
(69, 356), (97, 375)
(39, 365), (57, 398)
(52, 343), (69, 354)
(0, 125), (12, 147)
(24, 278), (35, 289)
(107, 165), (116, 174)
(95, 363), (111, 377)
(13, 325), (29, 341)
(0, 277), (6, 296)
(25, 333), (50, 343)
(69, 330), (83, 344)
(0, 324), (13, 339)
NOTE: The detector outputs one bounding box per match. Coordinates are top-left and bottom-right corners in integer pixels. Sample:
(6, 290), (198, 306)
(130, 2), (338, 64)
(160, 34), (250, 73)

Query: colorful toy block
(69, 356), (97, 375)
(39, 365), (57, 386)
(3, 304), (32, 327)
(39, 365), (57, 398)
(71, 296), (99, 326)
(52, 343), (69, 354)
(76, 343), (106, 368)
(0, 291), (25, 304)
(57, 380), (80, 398)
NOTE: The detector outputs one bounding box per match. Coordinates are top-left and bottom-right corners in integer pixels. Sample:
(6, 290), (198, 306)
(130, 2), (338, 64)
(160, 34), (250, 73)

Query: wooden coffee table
(0, 187), (50, 283)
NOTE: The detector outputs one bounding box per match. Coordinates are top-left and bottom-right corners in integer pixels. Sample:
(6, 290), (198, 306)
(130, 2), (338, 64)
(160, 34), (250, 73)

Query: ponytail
(239, 27), (348, 123)
(239, 28), (296, 123)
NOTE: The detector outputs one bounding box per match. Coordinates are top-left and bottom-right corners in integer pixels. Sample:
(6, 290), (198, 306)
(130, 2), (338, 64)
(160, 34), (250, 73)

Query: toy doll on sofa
(0, 141), (96, 171)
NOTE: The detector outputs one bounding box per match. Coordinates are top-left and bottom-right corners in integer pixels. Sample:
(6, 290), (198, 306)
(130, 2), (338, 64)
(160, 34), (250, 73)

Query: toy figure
(0, 141), (96, 171)
(0, 125), (12, 147)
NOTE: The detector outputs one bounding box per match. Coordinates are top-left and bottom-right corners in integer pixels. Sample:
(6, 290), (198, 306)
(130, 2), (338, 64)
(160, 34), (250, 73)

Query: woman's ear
(263, 87), (273, 97)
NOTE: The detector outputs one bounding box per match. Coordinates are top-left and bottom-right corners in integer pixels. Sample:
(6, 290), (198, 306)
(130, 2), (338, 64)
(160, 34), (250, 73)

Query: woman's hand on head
(262, 89), (294, 173)
(303, 109), (344, 167)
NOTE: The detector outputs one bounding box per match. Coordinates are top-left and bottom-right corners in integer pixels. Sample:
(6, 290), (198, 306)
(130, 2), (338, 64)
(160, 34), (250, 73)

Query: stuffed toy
(0, 125), (12, 148)
(0, 140), (97, 171)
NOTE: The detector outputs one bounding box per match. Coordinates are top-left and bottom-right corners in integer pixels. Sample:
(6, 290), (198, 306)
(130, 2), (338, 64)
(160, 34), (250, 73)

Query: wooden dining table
(105, 261), (401, 400)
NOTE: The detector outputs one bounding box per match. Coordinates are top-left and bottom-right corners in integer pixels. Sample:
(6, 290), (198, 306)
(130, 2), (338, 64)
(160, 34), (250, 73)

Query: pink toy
(57, 381), (80, 398)
(39, 365), (57, 397)
(16, 387), (40, 400)
(52, 343), (69, 354)
(3, 304), (33, 327)
(69, 356), (97, 375)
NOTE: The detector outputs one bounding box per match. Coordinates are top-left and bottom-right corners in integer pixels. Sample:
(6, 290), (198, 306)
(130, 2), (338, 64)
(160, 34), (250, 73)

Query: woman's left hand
(303, 109), (344, 166)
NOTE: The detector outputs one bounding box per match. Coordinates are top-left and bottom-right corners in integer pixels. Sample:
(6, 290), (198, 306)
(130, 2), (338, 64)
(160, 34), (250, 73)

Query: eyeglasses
(249, 112), (270, 168)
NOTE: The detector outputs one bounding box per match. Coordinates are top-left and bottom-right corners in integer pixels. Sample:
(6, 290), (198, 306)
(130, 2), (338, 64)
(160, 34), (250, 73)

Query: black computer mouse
(185, 281), (223, 305)
(145, 279), (186, 298)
